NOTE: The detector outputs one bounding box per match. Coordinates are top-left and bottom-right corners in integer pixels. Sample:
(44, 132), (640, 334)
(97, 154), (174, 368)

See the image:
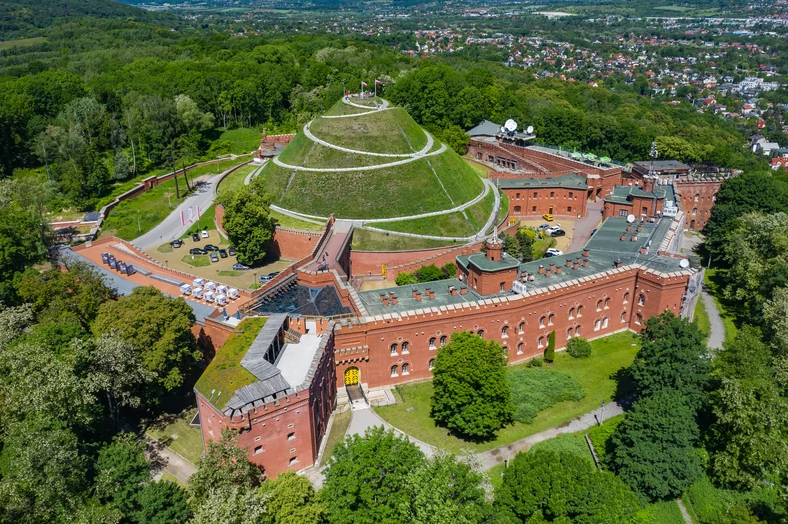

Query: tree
(93, 286), (199, 396)
(219, 185), (275, 266)
(544, 331), (556, 363)
(629, 311), (709, 410)
(607, 393), (702, 502)
(113, 150), (131, 180)
(395, 272), (418, 286)
(567, 337), (592, 358)
(398, 453), (491, 524)
(0, 416), (87, 523)
(258, 470), (326, 524)
(706, 327), (788, 490)
(189, 429), (263, 503)
(191, 486), (268, 524)
(16, 262), (115, 329)
(431, 331), (515, 440)
(494, 450), (640, 523)
(0, 304), (33, 351)
(321, 426), (426, 524)
(440, 125), (470, 155)
(94, 433), (151, 514)
(81, 332), (154, 432)
(132, 481), (191, 524)
(415, 264), (444, 283)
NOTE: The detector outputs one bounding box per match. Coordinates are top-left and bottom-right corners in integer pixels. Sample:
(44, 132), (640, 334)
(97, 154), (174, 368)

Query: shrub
(528, 357), (543, 368)
(442, 262), (457, 278)
(567, 337), (592, 358)
(544, 331), (556, 362)
(415, 264), (443, 282)
(587, 414), (624, 466)
(507, 368), (586, 424)
(395, 272), (418, 285)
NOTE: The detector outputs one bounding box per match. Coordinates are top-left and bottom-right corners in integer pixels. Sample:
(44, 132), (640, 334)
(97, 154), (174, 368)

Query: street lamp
(137, 210), (141, 232)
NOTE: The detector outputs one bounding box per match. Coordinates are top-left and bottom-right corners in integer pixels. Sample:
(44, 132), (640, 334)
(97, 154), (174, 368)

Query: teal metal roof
(604, 185), (667, 205)
(458, 251), (521, 273)
(496, 173), (587, 190)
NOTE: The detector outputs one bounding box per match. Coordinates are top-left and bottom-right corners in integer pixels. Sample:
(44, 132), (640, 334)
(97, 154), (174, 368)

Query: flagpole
(374, 80), (377, 99)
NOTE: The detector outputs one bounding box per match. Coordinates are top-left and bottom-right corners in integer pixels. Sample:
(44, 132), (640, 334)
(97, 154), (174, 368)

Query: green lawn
(101, 159), (246, 240)
(309, 105), (427, 154)
(320, 409), (352, 467)
(373, 331), (640, 454)
(160, 472), (188, 488)
(182, 255), (211, 267)
(532, 235), (556, 258)
(352, 228), (459, 252)
(694, 295), (711, 342)
(157, 243), (174, 253)
(194, 318), (267, 409)
(466, 191), (495, 232)
(217, 164), (258, 195)
(215, 128), (261, 155)
(466, 159), (491, 178)
(642, 501), (686, 524)
(218, 270), (243, 277)
(145, 408), (204, 465)
(324, 100), (377, 117)
(704, 269), (738, 344)
(367, 211), (475, 238)
(270, 209), (326, 232)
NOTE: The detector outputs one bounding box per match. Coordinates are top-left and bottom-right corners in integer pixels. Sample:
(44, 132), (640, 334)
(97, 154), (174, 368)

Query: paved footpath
(145, 435), (197, 485)
(273, 143), (447, 172)
(303, 120), (434, 158)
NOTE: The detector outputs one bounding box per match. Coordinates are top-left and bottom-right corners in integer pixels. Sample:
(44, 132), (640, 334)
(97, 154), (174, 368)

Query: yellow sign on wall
(382, 264), (387, 277)
(509, 218), (517, 226)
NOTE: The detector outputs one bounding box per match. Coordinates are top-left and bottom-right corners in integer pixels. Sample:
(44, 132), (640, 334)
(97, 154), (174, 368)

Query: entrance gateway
(344, 366), (360, 385)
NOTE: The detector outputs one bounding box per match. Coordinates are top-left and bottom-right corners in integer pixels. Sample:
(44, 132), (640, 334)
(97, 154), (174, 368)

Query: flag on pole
(181, 210), (185, 226)
(197, 205), (201, 220)
(361, 81), (367, 87)
(375, 80), (382, 85)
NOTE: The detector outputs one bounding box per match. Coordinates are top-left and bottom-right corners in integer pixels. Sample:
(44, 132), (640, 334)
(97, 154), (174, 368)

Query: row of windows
(514, 206), (573, 214)
(513, 191), (576, 200)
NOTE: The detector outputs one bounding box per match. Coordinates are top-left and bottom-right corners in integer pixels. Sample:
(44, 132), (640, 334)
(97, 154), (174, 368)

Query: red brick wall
(673, 180), (722, 231)
(504, 186), (587, 218)
(603, 197), (664, 220)
(350, 243), (480, 279)
(270, 228), (323, 260)
(333, 266), (689, 389)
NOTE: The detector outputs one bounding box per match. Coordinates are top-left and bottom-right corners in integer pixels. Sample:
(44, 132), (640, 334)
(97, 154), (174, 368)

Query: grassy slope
(309, 106), (427, 154)
(367, 211), (474, 238)
(374, 331), (640, 454)
(427, 151), (484, 205)
(320, 409), (352, 467)
(351, 229), (458, 251)
(466, 191), (495, 232)
(145, 408), (203, 465)
(217, 164), (257, 195)
(704, 268), (738, 344)
(271, 210), (326, 232)
(194, 318), (267, 410)
(216, 128), (261, 154)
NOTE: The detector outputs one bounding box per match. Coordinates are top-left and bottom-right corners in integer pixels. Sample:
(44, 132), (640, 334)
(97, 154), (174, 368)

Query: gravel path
(303, 120), (434, 158)
(272, 143), (447, 172)
(702, 289), (725, 351)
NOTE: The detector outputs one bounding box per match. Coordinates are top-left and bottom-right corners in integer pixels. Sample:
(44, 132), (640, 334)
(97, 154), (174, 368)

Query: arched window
(575, 326), (581, 337)
(548, 314), (555, 325)
(596, 300), (603, 312)
(567, 328), (573, 339)
(429, 337), (437, 349)
(568, 307), (575, 320)
(692, 208), (697, 215)
(429, 359), (435, 371)
(636, 313), (643, 325)
(518, 322), (525, 334)
(440, 335), (447, 346)
(390, 343), (398, 356)
(621, 311), (627, 323)
(477, 330), (484, 338)
(602, 317), (609, 329)
(623, 292), (630, 304)
(594, 319), (601, 331)
(638, 294), (646, 306)
(577, 305), (584, 317)
(604, 298), (610, 309)
(539, 316), (546, 328)
(538, 337), (545, 348)
(694, 193), (700, 202)
(390, 365), (398, 377)
(501, 326), (509, 337)
(402, 363), (410, 375)
(517, 343), (524, 355)
(402, 341), (409, 354)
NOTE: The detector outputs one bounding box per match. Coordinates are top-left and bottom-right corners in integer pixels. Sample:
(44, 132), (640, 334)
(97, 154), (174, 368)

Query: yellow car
(542, 213), (554, 221)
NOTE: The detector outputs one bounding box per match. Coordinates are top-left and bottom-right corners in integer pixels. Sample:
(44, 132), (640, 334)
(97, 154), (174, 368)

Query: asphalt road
(132, 174), (221, 251)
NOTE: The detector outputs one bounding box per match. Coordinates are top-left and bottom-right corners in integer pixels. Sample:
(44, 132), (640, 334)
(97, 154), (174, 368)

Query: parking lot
(144, 229), (294, 290)
(516, 217), (575, 253)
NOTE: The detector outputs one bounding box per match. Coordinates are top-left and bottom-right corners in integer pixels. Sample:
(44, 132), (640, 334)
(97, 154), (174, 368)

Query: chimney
(573, 261), (579, 270)
(389, 291), (396, 300)
(615, 260), (622, 268)
(639, 247), (647, 255)
(555, 267), (562, 274)
(620, 233), (627, 241)
(383, 297), (389, 306)
(412, 289), (418, 298)
(449, 286), (457, 296)
(583, 258), (589, 267)
(637, 224), (643, 232)
(565, 259), (572, 267)
(583, 249), (590, 257)
(391, 294), (399, 304)
(575, 256), (582, 265)
(460, 286), (467, 295)
(545, 269), (552, 277)
(631, 235), (638, 242)
(380, 294), (387, 303)
(548, 263), (555, 272)
(415, 292), (422, 302)
(627, 224), (632, 231)
(538, 265), (545, 275)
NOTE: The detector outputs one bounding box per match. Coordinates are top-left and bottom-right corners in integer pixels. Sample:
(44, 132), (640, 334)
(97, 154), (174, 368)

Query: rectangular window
(532, 206), (537, 212)
(568, 192), (573, 199)
(619, 210), (628, 217)
(641, 207), (648, 216)
(567, 206), (572, 213)
(533, 192), (538, 198)
(550, 191), (555, 198)
(515, 192), (520, 199)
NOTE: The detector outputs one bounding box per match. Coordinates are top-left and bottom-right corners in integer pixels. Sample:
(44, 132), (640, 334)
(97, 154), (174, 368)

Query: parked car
(550, 229), (566, 237)
(545, 248), (564, 257)
(259, 274), (275, 283)
(203, 244), (219, 252)
(209, 253), (219, 263)
(542, 213), (554, 221)
(170, 239), (183, 248)
(232, 263), (250, 271)
(192, 233), (200, 242)
(536, 224), (552, 231)
(219, 249), (228, 258)
(200, 230), (209, 238)
(189, 248), (206, 255)
(228, 247), (236, 256)
(546, 224), (562, 233)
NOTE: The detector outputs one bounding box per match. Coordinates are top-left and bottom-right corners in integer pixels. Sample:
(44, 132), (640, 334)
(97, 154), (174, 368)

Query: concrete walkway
(145, 435), (197, 485)
(347, 406), (436, 458)
(272, 143), (447, 172)
(343, 97), (389, 110)
(701, 290), (725, 351)
(322, 98), (393, 119)
(303, 120), (434, 158)
(568, 200), (604, 252)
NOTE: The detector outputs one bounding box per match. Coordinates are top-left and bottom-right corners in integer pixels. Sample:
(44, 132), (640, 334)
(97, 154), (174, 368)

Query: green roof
(457, 250), (521, 273)
(194, 317), (267, 409)
(604, 185), (667, 205)
(497, 173), (587, 190)
(356, 278), (480, 316)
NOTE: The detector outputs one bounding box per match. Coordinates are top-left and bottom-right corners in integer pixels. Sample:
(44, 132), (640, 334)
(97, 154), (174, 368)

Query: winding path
(303, 120), (435, 158)
(272, 143), (447, 172)
(321, 97), (393, 119)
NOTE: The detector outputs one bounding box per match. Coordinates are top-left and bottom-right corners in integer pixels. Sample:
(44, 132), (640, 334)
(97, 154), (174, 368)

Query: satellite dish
(679, 259), (690, 269)
(499, 126), (506, 134)
(504, 119), (518, 132)
(526, 125), (534, 134)
(626, 214), (636, 223)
